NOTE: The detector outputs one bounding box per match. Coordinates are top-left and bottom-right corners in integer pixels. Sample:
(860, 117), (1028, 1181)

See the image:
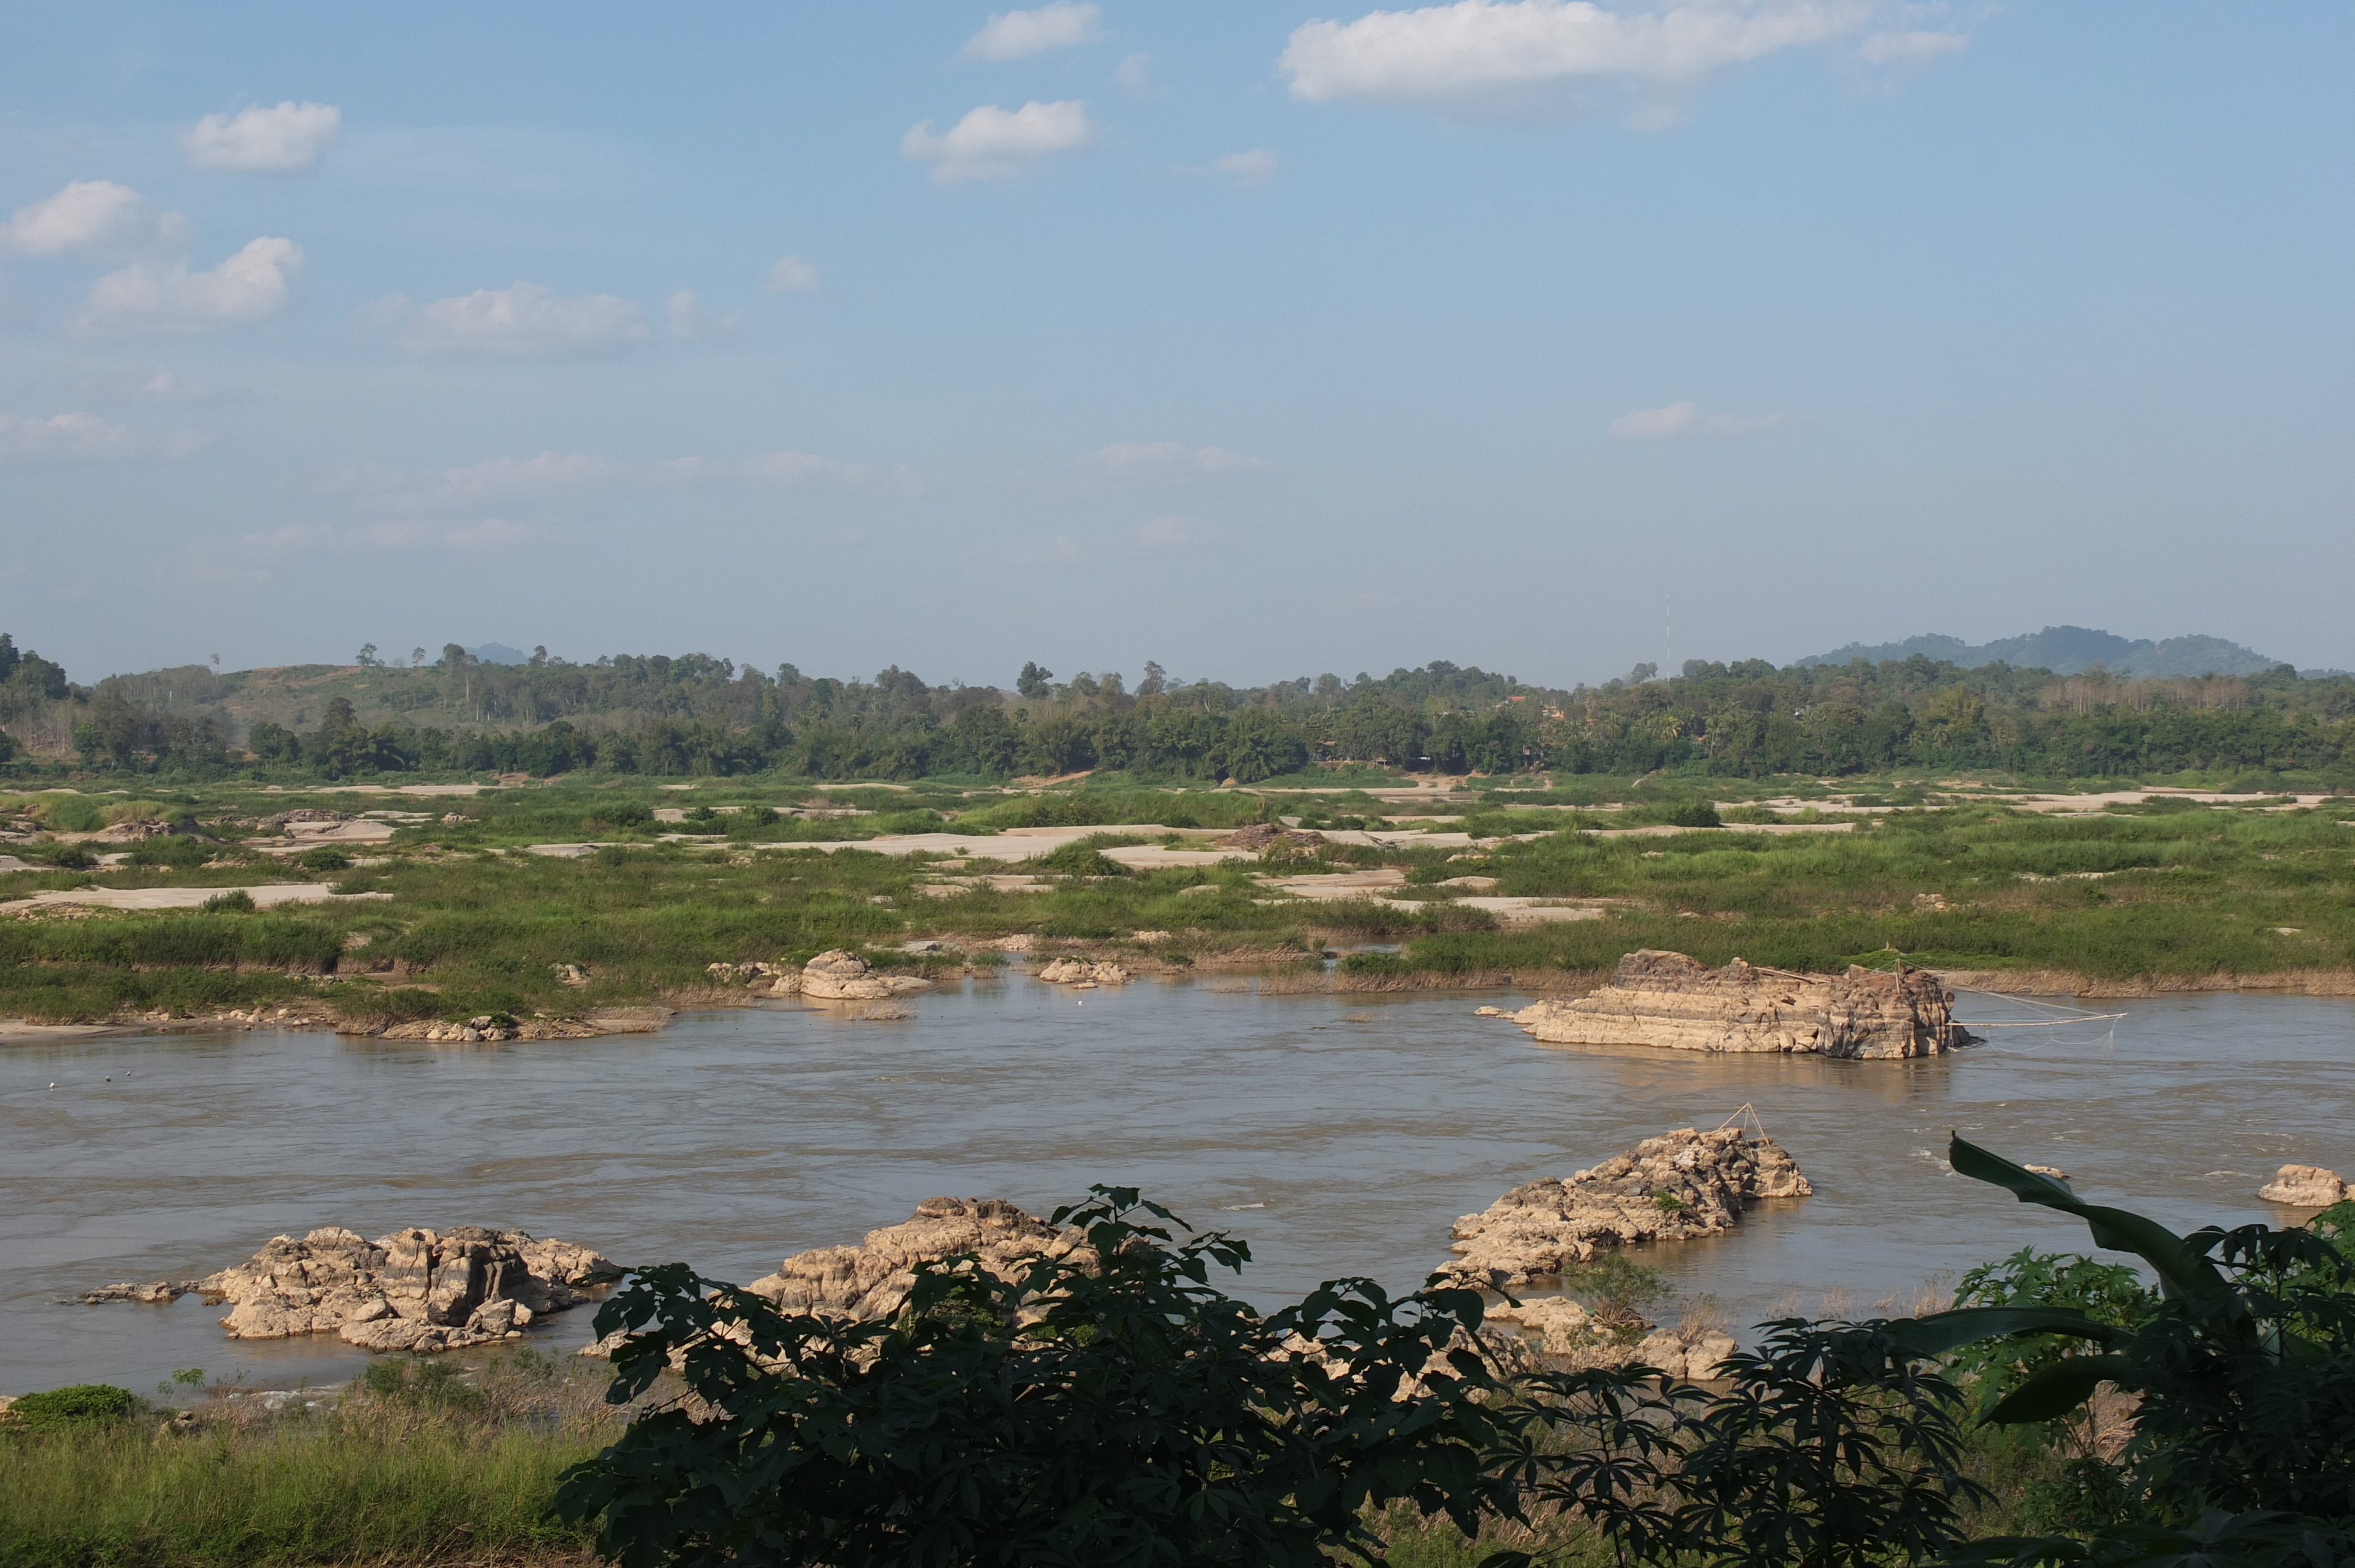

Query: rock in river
(745, 1197), (1089, 1321)
(1511, 949), (1973, 1058)
(800, 949), (928, 1001)
(1441, 1125), (1811, 1289)
(2260, 1164), (2349, 1207)
(90, 1226), (618, 1353)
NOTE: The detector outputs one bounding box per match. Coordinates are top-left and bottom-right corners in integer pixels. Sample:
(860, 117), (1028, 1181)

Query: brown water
(4, 978), (2350, 1395)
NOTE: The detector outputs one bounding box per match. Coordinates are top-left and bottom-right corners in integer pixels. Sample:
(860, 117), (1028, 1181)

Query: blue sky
(3, 1), (2349, 688)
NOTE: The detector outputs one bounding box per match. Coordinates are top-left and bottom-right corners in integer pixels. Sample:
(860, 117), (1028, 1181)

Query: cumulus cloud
(1092, 441), (1272, 477)
(3, 181), (188, 256)
(903, 100), (1098, 183)
(1135, 514), (1211, 547)
(1607, 400), (1792, 439)
(1279, 0), (1894, 115)
(330, 451), (626, 511)
(1113, 53), (1158, 92)
(181, 101), (342, 172)
(962, 4), (1103, 60)
(1858, 28), (1966, 62)
(1213, 150), (1280, 187)
(396, 282), (651, 358)
(666, 289), (746, 342)
(0, 411), (136, 464)
(75, 237), (303, 337)
(763, 255), (821, 293)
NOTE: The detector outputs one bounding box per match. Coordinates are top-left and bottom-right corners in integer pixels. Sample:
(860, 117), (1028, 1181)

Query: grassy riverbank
(2, 778), (2350, 1027)
(0, 1358), (610, 1568)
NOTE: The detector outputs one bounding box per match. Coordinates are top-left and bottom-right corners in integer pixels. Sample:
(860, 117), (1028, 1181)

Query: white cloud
(666, 289), (746, 342)
(1608, 400), (1792, 439)
(247, 517), (532, 553)
(1113, 52), (1158, 92)
(962, 4), (1103, 60)
(3, 180), (188, 256)
(1135, 514), (1210, 547)
(0, 411), (135, 464)
(902, 100), (1099, 184)
(740, 450), (921, 496)
(396, 282), (651, 358)
(1279, 0), (1890, 115)
(1213, 150), (1280, 187)
(1092, 440), (1273, 477)
(763, 255), (822, 293)
(75, 237), (303, 337)
(1858, 28), (1966, 62)
(181, 101), (342, 172)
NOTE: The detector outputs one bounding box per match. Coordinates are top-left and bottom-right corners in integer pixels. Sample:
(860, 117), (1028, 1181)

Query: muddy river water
(4, 978), (2350, 1393)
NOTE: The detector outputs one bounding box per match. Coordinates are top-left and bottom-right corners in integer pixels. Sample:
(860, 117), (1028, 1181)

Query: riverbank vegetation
(1, 776), (2349, 1025)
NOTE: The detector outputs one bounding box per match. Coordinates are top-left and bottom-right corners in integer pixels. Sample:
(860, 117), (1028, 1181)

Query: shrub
(198, 889), (256, 914)
(1040, 840), (1130, 876)
(291, 846), (352, 872)
(7, 1384), (139, 1434)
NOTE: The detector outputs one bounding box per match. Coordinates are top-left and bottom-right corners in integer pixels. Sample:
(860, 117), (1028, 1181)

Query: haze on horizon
(3, 1), (2348, 689)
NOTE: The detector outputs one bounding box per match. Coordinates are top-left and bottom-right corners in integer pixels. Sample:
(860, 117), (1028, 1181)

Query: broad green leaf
(1948, 1135), (2228, 1304)
(1884, 1305), (2125, 1357)
(1981, 1354), (2134, 1423)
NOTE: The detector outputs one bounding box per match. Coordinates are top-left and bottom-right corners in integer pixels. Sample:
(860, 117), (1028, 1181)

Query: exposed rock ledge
(2260, 1164), (2349, 1207)
(745, 1197), (1088, 1321)
(1511, 949), (1973, 1058)
(1442, 1125), (1811, 1290)
(84, 1226), (615, 1354)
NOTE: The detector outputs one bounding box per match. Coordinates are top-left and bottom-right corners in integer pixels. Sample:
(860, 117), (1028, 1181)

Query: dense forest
(5, 634), (2352, 784)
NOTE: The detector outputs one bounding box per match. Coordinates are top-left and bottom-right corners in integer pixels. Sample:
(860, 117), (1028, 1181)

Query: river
(4, 978), (2349, 1394)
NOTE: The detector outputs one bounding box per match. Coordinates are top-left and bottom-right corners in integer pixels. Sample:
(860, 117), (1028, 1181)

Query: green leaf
(1884, 1305), (2127, 1358)
(1948, 1135), (2228, 1305)
(1981, 1354), (2134, 1424)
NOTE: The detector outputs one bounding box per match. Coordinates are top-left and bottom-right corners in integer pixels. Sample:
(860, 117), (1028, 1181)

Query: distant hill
(1794, 626), (2300, 679)
(467, 643), (530, 666)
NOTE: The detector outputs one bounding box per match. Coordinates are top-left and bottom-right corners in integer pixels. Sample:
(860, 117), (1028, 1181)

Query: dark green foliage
(6, 1384), (139, 1434)
(1946, 1249), (2158, 1410)
(197, 888), (256, 913)
(1038, 839), (1132, 876)
(289, 846), (351, 871)
(1556, 1254), (1669, 1330)
(558, 1188), (1521, 1568)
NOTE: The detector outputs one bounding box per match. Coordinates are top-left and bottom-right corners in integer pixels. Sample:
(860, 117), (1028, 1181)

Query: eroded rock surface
(1512, 950), (1973, 1058)
(1216, 824), (1326, 852)
(183, 1225), (613, 1353)
(800, 949), (927, 1001)
(2260, 1164), (2350, 1207)
(1036, 958), (1130, 987)
(744, 1197), (1086, 1321)
(1442, 1125), (1811, 1290)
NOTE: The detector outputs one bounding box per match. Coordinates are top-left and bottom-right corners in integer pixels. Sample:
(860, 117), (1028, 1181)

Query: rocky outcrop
(745, 1197), (1087, 1322)
(1036, 958), (1130, 987)
(800, 950), (928, 1001)
(2260, 1164), (2349, 1207)
(1484, 1295), (1739, 1381)
(1442, 1126), (1811, 1290)
(181, 1225), (613, 1353)
(77, 1280), (201, 1304)
(1512, 950), (1973, 1058)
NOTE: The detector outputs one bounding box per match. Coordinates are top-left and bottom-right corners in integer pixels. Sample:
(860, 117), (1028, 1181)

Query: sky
(2, 1), (2349, 691)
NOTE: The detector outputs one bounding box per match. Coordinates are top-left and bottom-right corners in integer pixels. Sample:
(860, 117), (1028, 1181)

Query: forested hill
(2, 634), (2352, 785)
(1795, 626), (2302, 679)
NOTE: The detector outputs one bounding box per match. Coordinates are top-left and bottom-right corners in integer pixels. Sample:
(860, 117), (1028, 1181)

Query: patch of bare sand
(0, 884), (391, 914)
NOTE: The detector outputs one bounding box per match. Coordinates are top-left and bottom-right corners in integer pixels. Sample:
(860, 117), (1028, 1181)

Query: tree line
(8, 635), (2353, 781)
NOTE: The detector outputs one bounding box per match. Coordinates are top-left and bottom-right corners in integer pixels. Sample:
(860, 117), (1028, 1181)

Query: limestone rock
(801, 949), (897, 1001)
(1511, 950), (1973, 1059)
(1441, 1125), (1812, 1289)
(1037, 958), (1130, 986)
(745, 1197), (1087, 1323)
(2260, 1164), (2350, 1207)
(190, 1224), (612, 1351)
(78, 1280), (200, 1304)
